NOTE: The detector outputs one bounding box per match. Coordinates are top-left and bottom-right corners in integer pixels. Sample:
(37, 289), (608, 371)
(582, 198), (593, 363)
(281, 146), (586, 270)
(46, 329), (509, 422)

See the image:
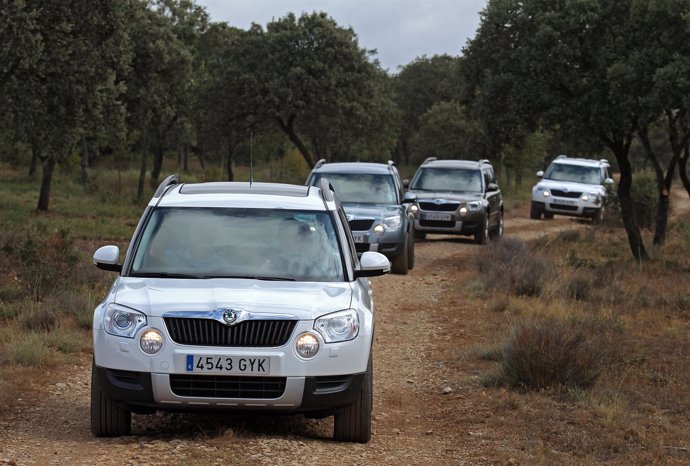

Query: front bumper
(94, 365), (364, 414)
(413, 210), (484, 235)
(532, 198), (601, 217)
(350, 228), (406, 259)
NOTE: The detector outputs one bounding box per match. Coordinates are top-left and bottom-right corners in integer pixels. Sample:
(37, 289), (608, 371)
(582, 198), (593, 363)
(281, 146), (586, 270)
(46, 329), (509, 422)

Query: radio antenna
(249, 131), (253, 186)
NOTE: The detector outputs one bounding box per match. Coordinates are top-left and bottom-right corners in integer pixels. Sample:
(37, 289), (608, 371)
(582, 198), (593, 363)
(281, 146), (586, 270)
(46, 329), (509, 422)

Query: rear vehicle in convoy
(306, 160), (415, 274)
(91, 176), (389, 443)
(406, 158), (504, 244)
(530, 155), (613, 222)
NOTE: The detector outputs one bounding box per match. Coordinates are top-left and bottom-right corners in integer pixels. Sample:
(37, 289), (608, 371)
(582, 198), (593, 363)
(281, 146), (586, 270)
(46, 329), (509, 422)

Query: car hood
(342, 202), (401, 219)
(534, 179), (605, 193)
(112, 277), (353, 320)
(409, 191), (483, 202)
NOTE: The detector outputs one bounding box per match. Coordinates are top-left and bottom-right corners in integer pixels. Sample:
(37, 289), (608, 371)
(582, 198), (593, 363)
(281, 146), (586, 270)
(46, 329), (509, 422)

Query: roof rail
(423, 157), (437, 164)
(600, 159), (609, 164)
(319, 177), (334, 203)
(555, 154), (567, 159)
(153, 174), (179, 199)
(478, 159), (491, 165)
(314, 158), (326, 169)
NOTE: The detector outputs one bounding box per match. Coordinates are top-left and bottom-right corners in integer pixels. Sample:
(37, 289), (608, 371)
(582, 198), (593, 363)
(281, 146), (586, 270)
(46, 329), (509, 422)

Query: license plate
(186, 355), (270, 374)
(553, 199), (576, 206)
(423, 212), (452, 221)
(352, 233), (365, 243)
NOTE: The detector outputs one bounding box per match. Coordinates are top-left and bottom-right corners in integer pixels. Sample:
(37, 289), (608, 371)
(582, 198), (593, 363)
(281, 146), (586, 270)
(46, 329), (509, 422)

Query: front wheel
(413, 230), (426, 241)
(91, 361), (131, 437)
(530, 202), (542, 220)
(406, 230), (415, 270)
(491, 211), (504, 239)
(333, 353), (373, 443)
(391, 234), (409, 275)
(593, 206), (604, 224)
(474, 216), (489, 245)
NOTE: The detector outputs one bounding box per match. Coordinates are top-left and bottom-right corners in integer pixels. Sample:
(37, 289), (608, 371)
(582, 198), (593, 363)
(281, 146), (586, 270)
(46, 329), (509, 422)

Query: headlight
(467, 201), (481, 211)
(581, 193), (589, 201)
(105, 304), (147, 338)
(295, 332), (320, 358)
(140, 329), (164, 354)
(314, 309), (359, 343)
(373, 224), (385, 236)
(542, 190), (550, 197)
(581, 192), (599, 203)
(459, 206), (468, 215)
(408, 204), (418, 214)
(383, 215), (402, 230)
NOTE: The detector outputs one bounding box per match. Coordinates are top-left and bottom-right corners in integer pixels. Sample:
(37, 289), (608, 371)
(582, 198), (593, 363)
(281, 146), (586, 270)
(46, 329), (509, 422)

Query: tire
(491, 211), (504, 239)
(91, 360), (131, 437)
(529, 202), (542, 220)
(334, 353), (373, 443)
(413, 230), (426, 241)
(593, 206), (604, 224)
(543, 212), (554, 219)
(391, 233), (409, 275)
(406, 230), (415, 270)
(474, 216), (489, 245)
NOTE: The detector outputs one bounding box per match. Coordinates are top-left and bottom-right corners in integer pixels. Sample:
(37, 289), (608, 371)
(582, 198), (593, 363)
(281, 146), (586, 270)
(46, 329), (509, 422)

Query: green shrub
(496, 315), (623, 391)
(478, 238), (552, 297)
(11, 333), (56, 367)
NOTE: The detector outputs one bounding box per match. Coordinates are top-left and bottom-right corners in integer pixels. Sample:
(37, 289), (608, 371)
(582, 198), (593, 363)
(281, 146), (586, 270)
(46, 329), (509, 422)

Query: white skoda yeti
(530, 155), (614, 223)
(91, 176), (389, 443)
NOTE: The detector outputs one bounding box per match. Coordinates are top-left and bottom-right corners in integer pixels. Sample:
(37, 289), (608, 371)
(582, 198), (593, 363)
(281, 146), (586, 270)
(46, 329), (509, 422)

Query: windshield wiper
(132, 272), (209, 279)
(201, 274), (297, 281)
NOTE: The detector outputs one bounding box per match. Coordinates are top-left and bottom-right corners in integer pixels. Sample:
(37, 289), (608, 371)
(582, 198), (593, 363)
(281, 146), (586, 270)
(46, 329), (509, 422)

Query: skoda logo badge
(222, 309), (238, 326)
(433, 199), (444, 205)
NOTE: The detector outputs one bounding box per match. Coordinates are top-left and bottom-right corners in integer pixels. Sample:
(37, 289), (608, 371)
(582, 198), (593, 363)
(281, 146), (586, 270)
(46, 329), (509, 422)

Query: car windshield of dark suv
(410, 167), (483, 193)
(545, 163), (602, 184)
(130, 207), (344, 282)
(310, 173), (397, 204)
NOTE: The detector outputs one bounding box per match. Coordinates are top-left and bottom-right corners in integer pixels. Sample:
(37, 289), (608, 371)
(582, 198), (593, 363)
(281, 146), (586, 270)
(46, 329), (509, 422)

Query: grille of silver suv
(164, 318), (297, 347)
(550, 189), (582, 198)
(418, 202), (460, 212)
(169, 374), (287, 398)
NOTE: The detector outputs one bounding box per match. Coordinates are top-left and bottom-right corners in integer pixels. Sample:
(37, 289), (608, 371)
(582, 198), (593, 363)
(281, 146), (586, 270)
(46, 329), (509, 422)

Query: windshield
(310, 173), (397, 204)
(410, 167), (483, 192)
(545, 163), (602, 184)
(130, 208), (344, 282)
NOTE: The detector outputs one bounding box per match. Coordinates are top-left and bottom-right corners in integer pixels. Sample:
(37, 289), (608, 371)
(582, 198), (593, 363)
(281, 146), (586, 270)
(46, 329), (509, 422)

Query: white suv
(91, 176), (389, 443)
(530, 155), (613, 223)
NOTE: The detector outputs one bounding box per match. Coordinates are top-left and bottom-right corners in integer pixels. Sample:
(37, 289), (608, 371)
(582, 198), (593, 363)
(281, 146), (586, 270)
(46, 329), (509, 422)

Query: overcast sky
(196, 0), (487, 72)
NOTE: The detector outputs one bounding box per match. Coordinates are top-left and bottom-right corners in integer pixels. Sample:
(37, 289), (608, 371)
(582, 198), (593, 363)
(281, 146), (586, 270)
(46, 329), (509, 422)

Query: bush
(497, 315), (623, 391)
(602, 170), (658, 229)
(11, 333), (56, 367)
(478, 238), (552, 297)
(18, 306), (57, 332)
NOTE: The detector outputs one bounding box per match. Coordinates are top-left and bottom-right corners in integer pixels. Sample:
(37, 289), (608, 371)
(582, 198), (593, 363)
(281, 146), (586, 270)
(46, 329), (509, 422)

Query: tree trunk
(611, 141), (648, 262)
(150, 144), (164, 189)
(80, 135), (90, 186)
(137, 135), (148, 199)
(638, 125), (672, 246)
(36, 157), (56, 211)
(276, 115), (315, 168)
(226, 141), (234, 181)
(183, 144), (189, 172)
(680, 144), (690, 198)
(29, 140), (40, 177)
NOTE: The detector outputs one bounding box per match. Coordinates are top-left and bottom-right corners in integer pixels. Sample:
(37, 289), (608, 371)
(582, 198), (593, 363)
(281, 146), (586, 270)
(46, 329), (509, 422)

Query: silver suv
(91, 176), (389, 443)
(531, 155), (613, 222)
(306, 160), (415, 274)
(406, 158), (504, 244)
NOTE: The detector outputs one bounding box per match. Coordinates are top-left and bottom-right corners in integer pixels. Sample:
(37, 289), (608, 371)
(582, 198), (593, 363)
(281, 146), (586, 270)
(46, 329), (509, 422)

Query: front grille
(349, 219), (374, 231)
(355, 243), (371, 254)
(164, 318), (297, 347)
(551, 204), (578, 211)
(551, 189), (581, 198)
(169, 374), (286, 398)
(420, 220), (456, 228)
(419, 202), (459, 212)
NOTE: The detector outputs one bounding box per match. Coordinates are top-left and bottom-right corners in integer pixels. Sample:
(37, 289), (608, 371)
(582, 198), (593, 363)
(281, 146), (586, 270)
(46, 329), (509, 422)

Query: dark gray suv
(306, 160), (415, 274)
(407, 158), (503, 244)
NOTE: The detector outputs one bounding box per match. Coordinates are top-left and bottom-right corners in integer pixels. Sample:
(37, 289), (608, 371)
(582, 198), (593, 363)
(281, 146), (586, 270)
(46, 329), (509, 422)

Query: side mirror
(402, 179), (409, 188)
(536, 170), (544, 178)
(402, 191), (417, 203)
(355, 251), (390, 278)
(93, 245), (122, 272)
(604, 178), (614, 185)
(487, 182), (499, 192)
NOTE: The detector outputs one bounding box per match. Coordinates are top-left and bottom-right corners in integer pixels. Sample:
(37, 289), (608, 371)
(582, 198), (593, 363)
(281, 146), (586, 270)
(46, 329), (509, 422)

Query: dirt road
(0, 213), (580, 466)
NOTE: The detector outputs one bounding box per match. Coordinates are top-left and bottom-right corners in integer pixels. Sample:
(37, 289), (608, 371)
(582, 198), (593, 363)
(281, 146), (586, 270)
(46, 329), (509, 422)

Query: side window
(483, 169), (492, 190)
(336, 207), (359, 272)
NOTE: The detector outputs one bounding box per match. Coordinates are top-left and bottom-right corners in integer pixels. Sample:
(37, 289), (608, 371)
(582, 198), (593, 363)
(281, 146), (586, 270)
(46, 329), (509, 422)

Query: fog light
(140, 329), (164, 354)
(459, 206), (468, 215)
(408, 204), (418, 214)
(542, 190), (550, 197)
(373, 224), (385, 236)
(295, 332), (320, 359)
